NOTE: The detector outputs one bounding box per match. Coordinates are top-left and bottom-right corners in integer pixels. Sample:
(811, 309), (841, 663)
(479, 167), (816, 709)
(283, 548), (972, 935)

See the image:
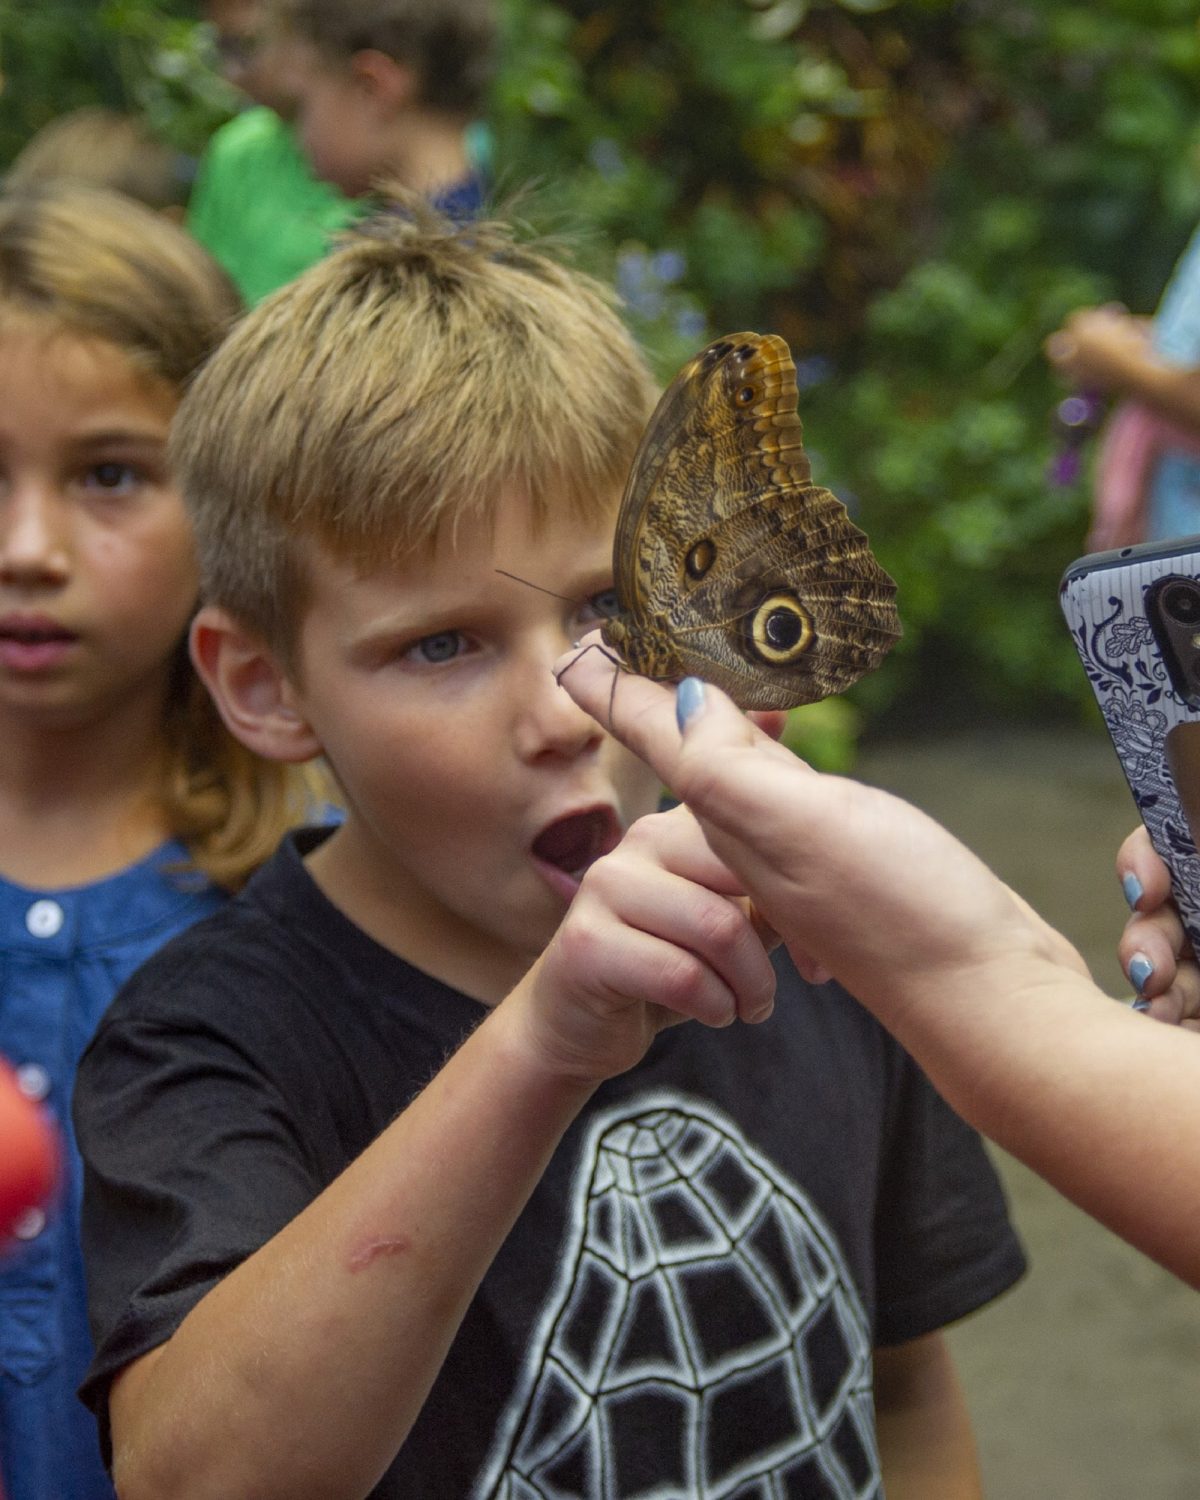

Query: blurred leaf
(0, 0), (232, 165)
(781, 696), (862, 771)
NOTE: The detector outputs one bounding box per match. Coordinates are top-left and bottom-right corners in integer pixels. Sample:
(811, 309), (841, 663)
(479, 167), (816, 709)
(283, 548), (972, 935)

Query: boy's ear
(349, 48), (419, 113)
(189, 606), (322, 764)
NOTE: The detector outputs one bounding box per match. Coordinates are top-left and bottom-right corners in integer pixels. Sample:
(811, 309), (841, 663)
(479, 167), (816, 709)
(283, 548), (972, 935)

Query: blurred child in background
(273, 0), (494, 218)
(189, 0), (494, 303)
(0, 183), (311, 1500)
(1048, 246), (1200, 550)
(187, 0), (358, 303)
(4, 108), (190, 216)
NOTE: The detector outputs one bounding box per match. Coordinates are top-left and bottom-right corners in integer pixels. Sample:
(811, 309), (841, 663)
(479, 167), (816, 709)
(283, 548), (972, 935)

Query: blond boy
(74, 206), (1023, 1499)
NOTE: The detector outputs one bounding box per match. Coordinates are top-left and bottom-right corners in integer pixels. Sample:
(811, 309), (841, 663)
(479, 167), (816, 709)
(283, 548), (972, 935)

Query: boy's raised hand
(519, 804), (778, 1086)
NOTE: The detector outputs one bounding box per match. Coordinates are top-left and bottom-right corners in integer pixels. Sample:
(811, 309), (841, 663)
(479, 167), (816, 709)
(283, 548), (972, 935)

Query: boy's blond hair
(271, 0), (495, 114)
(5, 109), (189, 213)
(0, 184), (312, 889)
(171, 197), (659, 660)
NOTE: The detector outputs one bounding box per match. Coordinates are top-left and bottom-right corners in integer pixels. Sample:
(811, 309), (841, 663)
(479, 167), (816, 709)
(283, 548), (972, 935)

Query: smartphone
(1061, 535), (1200, 952)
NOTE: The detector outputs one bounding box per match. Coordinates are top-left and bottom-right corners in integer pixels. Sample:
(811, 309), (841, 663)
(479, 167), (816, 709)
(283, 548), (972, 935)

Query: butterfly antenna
(495, 568), (578, 604)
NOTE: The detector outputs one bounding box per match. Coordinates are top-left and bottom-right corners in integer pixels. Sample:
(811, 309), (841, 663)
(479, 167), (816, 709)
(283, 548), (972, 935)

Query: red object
(0, 1058), (58, 1243)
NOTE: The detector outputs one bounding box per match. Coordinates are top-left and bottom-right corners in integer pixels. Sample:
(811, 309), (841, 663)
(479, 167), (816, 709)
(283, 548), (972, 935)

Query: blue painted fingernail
(1121, 872), (1143, 910)
(676, 677), (706, 733)
(1128, 952), (1153, 996)
(1131, 996), (1151, 1013)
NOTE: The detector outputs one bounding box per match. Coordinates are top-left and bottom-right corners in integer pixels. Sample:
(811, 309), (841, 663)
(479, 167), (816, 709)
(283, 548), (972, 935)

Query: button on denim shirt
(0, 844), (224, 1500)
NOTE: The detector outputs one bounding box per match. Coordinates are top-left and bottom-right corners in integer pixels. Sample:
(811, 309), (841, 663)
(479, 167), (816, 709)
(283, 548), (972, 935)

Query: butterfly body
(602, 332), (901, 711)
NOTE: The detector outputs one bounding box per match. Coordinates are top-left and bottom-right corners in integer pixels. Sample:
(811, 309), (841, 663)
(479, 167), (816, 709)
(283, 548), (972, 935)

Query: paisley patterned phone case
(1061, 537), (1200, 949)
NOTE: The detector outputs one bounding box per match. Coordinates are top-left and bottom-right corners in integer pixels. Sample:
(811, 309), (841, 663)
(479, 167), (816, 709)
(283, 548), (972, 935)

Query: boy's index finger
(617, 803), (746, 899)
(573, 807), (777, 1030)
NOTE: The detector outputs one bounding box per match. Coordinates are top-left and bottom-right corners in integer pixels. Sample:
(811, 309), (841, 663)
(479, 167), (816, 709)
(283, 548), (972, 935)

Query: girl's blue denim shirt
(0, 843), (225, 1500)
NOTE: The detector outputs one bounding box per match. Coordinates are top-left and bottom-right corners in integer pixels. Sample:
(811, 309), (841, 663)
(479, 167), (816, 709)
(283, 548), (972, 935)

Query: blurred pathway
(858, 727), (1200, 1499)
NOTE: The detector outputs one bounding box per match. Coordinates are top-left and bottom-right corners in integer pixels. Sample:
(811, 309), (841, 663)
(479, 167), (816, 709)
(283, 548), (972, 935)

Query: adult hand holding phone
(1117, 823), (1200, 1027)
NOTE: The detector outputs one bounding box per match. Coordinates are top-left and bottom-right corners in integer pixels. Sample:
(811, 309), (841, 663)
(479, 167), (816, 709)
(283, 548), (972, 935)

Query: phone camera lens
(1162, 582), (1200, 625)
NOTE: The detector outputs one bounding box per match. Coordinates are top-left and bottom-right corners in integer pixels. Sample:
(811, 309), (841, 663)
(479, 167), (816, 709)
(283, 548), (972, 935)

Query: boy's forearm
(873, 1334), (983, 1500)
(110, 994), (596, 1500)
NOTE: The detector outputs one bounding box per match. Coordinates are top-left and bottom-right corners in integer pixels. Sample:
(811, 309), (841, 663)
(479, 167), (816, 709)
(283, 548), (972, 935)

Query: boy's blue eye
(86, 462), (139, 492)
(410, 631), (464, 664)
(584, 588), (620, 621)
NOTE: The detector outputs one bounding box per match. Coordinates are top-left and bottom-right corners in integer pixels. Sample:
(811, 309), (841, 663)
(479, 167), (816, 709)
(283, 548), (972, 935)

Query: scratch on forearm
(347, 1236), (411, 1272)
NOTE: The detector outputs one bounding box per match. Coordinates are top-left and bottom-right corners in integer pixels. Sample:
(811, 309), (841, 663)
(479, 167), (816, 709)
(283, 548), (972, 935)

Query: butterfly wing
(613, 334), (792, 592)
(605, 331), (901, 710)
(660, 485), (902, 709)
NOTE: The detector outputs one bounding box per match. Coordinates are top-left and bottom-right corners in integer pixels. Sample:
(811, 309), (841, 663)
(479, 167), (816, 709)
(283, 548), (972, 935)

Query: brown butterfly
(600, 331), (901, 711)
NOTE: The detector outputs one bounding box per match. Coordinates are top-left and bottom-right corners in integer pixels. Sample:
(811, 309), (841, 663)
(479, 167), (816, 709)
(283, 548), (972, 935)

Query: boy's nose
(0, 488), (71, 585)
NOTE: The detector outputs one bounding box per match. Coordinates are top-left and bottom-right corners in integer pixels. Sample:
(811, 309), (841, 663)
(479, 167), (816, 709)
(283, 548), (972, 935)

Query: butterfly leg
(553, 638), (629, 729)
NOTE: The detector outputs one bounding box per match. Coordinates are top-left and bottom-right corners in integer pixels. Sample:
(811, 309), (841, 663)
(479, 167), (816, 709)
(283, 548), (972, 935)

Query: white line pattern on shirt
(472, 1093), (878, 1500)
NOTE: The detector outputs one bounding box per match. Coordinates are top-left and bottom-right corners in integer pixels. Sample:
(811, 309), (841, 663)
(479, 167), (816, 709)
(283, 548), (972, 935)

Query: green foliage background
(3, 0), (1200, 744)
(0, 1), (234, 160)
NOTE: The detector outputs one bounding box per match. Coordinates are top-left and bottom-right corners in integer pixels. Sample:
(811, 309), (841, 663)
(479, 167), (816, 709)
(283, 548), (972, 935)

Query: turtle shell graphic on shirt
(473, 1098), (879, 1500)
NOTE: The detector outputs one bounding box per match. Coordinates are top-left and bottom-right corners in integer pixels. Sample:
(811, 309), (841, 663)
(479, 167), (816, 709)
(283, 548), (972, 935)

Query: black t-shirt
(75, 828), (1024, 1499)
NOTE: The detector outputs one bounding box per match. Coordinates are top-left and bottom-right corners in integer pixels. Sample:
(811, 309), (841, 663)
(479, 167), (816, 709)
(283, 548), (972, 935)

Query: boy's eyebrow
(350, 565), (617, 642)
(347, 596), (481, 642)
(67, 429), (169, 449)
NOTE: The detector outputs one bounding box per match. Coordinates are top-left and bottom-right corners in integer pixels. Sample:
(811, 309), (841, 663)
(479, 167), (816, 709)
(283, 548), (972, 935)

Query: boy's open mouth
(531, 806), (622, 894)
